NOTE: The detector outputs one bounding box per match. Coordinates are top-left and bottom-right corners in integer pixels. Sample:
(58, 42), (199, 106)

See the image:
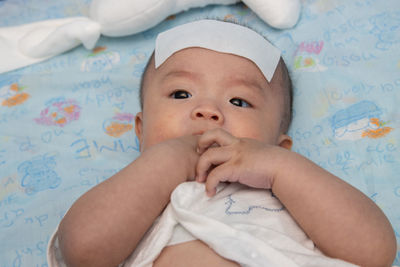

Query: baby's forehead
(158, 48), (286, 88)
(154, 48), (271, 85)
(161, 47), (258, 67)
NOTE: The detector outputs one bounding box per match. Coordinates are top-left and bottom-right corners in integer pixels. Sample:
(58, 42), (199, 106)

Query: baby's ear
(278, 134), (292, 150)
(135, 112), (143, 150)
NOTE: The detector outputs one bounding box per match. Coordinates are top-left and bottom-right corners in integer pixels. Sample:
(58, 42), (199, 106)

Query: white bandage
(155, 20), (281, 82)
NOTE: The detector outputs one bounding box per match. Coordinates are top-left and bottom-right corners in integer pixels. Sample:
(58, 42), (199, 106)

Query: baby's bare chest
(153, 240), (239, 267)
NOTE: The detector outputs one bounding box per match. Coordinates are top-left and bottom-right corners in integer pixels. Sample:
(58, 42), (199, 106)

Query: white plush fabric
(243, 0), (300, 29)
(0, 0), (300, 74)
(89, 0), (300, 37)
(90, 0), (240, 37)
(0, 17), (101, 73)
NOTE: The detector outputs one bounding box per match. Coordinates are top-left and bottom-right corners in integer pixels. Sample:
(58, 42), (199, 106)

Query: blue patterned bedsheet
(0, 0), (399, 265)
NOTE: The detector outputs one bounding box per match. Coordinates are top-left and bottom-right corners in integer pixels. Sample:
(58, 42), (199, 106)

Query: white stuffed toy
(0, 0), (301, 73)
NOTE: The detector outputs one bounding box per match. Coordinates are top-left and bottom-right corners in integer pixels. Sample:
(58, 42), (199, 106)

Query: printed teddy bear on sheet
(18, 154), (61, 195)
(369, 11), (400, 50)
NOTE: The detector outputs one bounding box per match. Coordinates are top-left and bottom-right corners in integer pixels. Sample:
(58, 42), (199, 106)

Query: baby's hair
(138, 20), (293, 134)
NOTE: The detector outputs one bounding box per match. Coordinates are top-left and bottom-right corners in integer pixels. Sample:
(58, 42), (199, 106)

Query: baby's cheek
(142, 122), (180, 147)
(144, 130), (167, 147)
(228, 121), (265, 140)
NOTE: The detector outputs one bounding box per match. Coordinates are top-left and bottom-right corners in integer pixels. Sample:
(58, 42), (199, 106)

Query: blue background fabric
(0, 0), (399, 265)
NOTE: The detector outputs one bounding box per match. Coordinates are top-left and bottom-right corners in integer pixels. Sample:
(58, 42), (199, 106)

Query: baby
(47, 20), (396, 267)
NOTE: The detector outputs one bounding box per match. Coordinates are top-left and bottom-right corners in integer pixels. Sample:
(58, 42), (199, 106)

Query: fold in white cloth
(0, 17), (101, 73)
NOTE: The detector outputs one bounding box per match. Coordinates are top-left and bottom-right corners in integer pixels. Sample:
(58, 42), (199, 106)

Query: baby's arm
(196, 129), (397, 267)
(271, 151), (396, 267)
(57, 135), (199, 267)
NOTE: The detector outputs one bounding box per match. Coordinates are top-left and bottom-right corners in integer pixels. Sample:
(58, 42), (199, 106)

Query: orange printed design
(90, 46), (107, 56)
(105, 122), (133, 137)
(1, 83), (30, 107)
(362, 118), (393, 139)
(35, 98), (81, 127)
(103, 113), (134, 138)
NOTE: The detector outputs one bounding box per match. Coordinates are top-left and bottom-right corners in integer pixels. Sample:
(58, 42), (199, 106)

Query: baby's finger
(198, 128), (237, 154)
(196, 146), (232, 183)
(204, 164), (233, 197)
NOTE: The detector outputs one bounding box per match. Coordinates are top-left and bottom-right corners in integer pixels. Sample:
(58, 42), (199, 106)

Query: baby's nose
(192, 106), (224, 124)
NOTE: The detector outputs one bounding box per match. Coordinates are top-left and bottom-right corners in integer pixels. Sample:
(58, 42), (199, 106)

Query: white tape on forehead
(155, 20), (281, 82)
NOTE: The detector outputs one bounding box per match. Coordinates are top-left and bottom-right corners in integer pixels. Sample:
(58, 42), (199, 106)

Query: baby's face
(135, 47), (290, 151)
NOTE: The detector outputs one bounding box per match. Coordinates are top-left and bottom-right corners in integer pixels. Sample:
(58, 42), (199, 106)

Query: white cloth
(125, 182), (357, 266)
(0, 0), (301, 74)
(47, 182), (358, 267)
(0, 17), (101, 73)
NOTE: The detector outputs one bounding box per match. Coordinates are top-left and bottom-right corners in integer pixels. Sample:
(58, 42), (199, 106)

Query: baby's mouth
(191, 127), (224, 136)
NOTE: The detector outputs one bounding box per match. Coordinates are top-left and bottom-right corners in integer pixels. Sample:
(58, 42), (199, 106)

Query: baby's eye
(170, 90), (192, 99)
(230, 98), (251, 108)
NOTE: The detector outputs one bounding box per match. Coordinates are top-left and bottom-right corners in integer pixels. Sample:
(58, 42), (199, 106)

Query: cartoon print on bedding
(293, 40), (327, 72)
(103, 112), (135, 138)
(81, 46), (120, 72)
(129, 49), (148, 77)
(331, 100), (393, 140)
(35, 97), (81, 127)
(369, 11), (400, 51)
(18, 154), (61, 195)
(0, 75), (30, 107)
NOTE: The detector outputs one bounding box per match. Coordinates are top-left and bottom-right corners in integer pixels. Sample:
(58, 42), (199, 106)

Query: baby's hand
(155, 134), (201, 181)
(196, 128), (287, 196)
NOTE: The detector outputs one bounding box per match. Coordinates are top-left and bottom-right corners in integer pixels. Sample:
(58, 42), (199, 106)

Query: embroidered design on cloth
(225, 194), (285, 215)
